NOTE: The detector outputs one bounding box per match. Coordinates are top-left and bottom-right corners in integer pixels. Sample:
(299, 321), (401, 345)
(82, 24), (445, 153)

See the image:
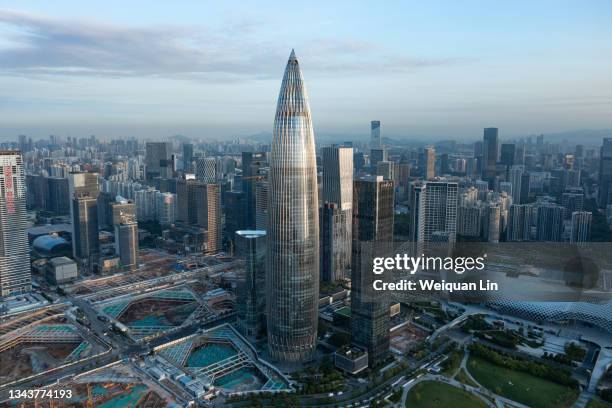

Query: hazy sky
(0, 1), (611, 141)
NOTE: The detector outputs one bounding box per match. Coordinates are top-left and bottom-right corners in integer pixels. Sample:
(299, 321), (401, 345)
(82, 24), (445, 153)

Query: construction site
(0, 305), (109, 387)
(95, 285), (225, 342)
(6, 361), (177, 408)
(149, 324), (291, 399)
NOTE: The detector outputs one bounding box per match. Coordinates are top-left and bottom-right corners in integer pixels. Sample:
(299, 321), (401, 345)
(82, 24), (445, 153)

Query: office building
(507, 204), (535, 241)
(0, 151), (31, 297)
(145, 142), (172, 180)
(370, 148), (387, 170)
(483, 127), (499, 186)
(182, 143), (194, 172)
(69, 172), (100, 270)
(242, 152), (267, 229)
(420, 147), (436, 180)
(570, 211), (592, 244)
(111, 198), (139, 270)
(267, 51), (320, 363)
(376, 161), (394, 181)
(561, 188), (584, 220)
(598, 138), (612, 207)
(255, 180), (269, 231)
(235, 230), (267, 339)
(320, 202), (351, 282)
(371, 120), (381, 148)
(156, 192), (176, 227)
(351, 176), (394, 366)
(195, 157), (217, 183)
(535, 203), (564, 242)
(321, 145), (353, 279)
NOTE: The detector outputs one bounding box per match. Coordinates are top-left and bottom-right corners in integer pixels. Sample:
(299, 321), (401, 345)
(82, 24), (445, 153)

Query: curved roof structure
(489, 301), (612, 334)
(32, 235), (70, 256)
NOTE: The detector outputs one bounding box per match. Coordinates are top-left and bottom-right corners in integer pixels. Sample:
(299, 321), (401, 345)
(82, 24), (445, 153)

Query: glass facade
(267, 50), (319, 363)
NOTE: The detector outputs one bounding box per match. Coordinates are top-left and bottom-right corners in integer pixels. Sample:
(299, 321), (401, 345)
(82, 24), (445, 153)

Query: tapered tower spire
(266, 50), (319, 363)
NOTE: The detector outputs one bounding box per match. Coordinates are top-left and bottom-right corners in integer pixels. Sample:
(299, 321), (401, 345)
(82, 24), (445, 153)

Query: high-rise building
(242, 152), (267, 229)
(535, 203), (564, 242)
(195, 157), (217, 183)
(320, 202), (351, 282)
(111, 198), (139, 270)
(322, 146), (353, 211)
(134, 187), (158, 222)
(420, 147), (436, 180)
(484, 204), (501, 243)
(370, 148), (387, 170)
(371, 120), (381, 148)
(351, 176), (394, 366)
(156, 192), (176, 227)
(598, 138), (612, 207)
(255, 180), (269, 231)
(482, 127), (499, 187)
(500, 143), (516, 167)
(235, 230), (267, 339)
(570, 211), (592, 244)
(412, 181), (458, 251)
(509, 166), (524, 205)
(267, 51), (320, 363)
(182, 143), (194, 172)
(507, 204), (535, 241)
(0, 151), (31, 297)
(223, 190), (245, 247)
(321, 145), (353, 279)
(457, 205), (483, 238)
(176, 178), (221, 253)
(145, 142), (172, 181)
(376, 161), (395, 181)
(69, 172), (100, 270)
(561, 188), (584, 220)
(47, 177), (70, 215)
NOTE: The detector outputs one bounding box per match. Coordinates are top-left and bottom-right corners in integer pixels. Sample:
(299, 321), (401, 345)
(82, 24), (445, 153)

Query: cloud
(0, 9), (463, 81)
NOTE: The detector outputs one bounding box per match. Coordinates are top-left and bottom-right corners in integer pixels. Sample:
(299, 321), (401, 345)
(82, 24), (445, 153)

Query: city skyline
(1, 1), (611, 140)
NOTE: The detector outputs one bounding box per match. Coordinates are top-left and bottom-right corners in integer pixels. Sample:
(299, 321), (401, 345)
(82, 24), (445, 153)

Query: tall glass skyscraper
(0, 151), (31, 297)
(267, 50), (319, 363)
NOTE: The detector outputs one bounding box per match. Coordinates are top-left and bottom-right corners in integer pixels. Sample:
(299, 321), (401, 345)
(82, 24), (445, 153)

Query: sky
(0, 0), (611, 141)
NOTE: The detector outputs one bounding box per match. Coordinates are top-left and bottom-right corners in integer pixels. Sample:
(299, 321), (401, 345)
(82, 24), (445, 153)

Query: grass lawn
(406, 381), (488, 408)
(456, 368), (479, 388)
(467, 356), (579, 408)
(587, 398), (612, 408)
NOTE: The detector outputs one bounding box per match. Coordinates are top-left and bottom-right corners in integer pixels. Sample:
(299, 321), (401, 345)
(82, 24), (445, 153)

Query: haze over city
(1, 0), (611, 141)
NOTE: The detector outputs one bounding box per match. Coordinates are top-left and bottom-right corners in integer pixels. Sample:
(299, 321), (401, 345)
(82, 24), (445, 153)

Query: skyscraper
(111, 198), (139, 270)
(0, 151), (31, 297)
(535, 203), (564, 242)
(509, 165), (524, 205)
(598, 138), (612, 208)
(145, 142), (172, 181)
(415, 181), (458, 247)
(182, 143), (194, 172)
(242, 152), (267, 229)
(371, 120), (381, 148)
(195, 157), (217, 183)
(235, 230), (267, 339)
(507, 204), (535, 241)
(420, 147), (436, 180)
(482, 127), (499, 187)
(351, 176), (394, 366)
(267, 50), (319, 363)
(320, 202), (351, 282)
(570, 211), (592, 244)
(176, 177), (221, 253)
(321, 145), (353, 280)
(69, 172), (100, 271)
